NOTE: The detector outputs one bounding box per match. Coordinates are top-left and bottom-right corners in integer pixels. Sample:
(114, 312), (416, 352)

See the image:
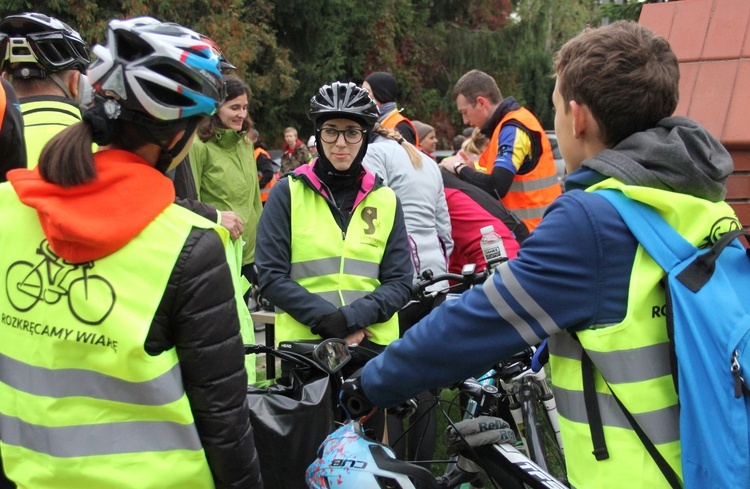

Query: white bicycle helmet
(200, 34), (236, 71)
(88, 17), (224, 122)
(306, 421), (438, 489)
(0, 12), (90, 76)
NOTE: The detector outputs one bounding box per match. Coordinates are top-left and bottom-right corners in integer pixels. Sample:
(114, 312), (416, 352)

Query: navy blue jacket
(360, 116), (734, 407)
(361, 168), (637, 405)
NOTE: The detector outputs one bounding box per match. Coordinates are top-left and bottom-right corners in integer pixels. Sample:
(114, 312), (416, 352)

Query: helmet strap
(10, 65), (46, 80)
(49, 72), (75, 101)
(153, 118), (200, 174)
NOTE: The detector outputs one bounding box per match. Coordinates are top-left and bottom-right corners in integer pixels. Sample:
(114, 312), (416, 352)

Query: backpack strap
(595, 189), (695, 273)
(605, 377), (683, 489)
(581, 350), (609, 461)
(589, 190), (687, 487)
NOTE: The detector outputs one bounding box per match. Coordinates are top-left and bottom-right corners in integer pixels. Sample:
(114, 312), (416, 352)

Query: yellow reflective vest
(0, 184), (248, 488)
(20, 97), (83, 169)
(275, 175), (400, 347)
(548, 179), (739, 489)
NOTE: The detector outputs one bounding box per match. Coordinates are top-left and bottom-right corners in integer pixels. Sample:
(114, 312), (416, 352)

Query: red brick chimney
(640, 0), (750, 227)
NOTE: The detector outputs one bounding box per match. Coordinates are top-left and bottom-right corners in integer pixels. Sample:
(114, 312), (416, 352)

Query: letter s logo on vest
(361, 206), (378, 235)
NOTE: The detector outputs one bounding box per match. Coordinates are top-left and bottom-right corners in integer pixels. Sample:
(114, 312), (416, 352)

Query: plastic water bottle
(480, 225), (508, 270)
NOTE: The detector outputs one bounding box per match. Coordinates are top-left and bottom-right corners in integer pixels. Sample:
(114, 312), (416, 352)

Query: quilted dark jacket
(147, 227), (263, 489)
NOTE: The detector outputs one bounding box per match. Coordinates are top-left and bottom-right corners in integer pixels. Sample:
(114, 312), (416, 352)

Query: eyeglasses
(319, 127), (366, 145)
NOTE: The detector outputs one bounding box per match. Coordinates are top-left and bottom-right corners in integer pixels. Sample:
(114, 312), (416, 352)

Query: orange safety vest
(380, 108), (420, 148)
(477, 107), (561, 231)
(255, 146), (278, 203)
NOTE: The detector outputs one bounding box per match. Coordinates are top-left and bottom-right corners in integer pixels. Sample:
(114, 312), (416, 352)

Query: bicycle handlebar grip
(340, 376), (374, 419)
(531, 339), (549, 373)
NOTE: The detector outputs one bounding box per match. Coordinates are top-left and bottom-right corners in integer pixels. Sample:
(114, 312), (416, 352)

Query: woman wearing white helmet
(0, 17), (261, 488)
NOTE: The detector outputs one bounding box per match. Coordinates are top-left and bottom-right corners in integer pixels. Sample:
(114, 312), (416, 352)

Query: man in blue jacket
(351, 21), (737, 489)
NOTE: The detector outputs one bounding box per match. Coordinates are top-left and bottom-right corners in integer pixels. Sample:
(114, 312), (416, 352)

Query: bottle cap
(480, 225), (495, 235)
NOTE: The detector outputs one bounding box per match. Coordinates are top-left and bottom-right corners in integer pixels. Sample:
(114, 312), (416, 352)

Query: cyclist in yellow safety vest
(351, 21), (738, 489)
(0, 13), (91, 169)
(0, 18), (261, 489)
(256, 81), (412, 351)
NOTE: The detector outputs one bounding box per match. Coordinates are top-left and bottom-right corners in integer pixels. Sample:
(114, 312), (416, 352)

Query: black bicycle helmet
(0, 12), (90, 76)
(308, 81), (378, 131)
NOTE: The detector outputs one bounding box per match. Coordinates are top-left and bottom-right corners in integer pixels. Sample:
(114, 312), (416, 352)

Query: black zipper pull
(731, 350), (746, 398)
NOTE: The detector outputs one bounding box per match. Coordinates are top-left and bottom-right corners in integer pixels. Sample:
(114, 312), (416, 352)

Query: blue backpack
(599, 189), (750, 489)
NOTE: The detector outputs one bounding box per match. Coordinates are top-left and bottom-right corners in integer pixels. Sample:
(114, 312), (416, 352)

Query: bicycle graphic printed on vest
(5, 240), (116, 325)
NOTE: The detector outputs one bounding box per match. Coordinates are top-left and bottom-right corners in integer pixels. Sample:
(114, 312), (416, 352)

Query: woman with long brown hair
(190, 74), (263, 293)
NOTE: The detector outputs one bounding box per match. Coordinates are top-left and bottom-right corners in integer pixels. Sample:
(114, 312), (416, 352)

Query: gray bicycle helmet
(0, 12), (90, 76)
(308, 81), (378, 131)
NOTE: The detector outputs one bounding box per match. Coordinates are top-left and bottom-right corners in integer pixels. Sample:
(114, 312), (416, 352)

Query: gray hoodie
(583, 116), (733, 202)
(364, 138), (453, 291)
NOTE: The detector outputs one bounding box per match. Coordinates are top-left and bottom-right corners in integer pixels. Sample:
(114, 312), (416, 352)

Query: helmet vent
(141, 78), (194, 108)
(114, 30), (154, 62)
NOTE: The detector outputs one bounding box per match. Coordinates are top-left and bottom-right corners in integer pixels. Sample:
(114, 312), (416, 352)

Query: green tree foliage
(0, 0), (610, 147)
(0, 0), (296, 145)
(601, 0), (665, 23)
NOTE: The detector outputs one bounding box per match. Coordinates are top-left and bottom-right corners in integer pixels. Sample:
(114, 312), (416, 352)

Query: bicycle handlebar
(411, 267), (491, 298)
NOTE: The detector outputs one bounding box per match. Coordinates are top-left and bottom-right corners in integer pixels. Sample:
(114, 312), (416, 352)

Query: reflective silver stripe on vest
(341, 290), (369, 304)
(548, 331), (582, 361)
(275, 289), (369, 312)
(482, 268), (540, 345)
(588, 343), (672, 384)
(0, 413), (202, 457)
(0, 352), (184, 406)
(291, 257), (341, 280)
(290, 258), (379, 280)
(554, 386), (680, 445)
(343, 259), (380, 278)
(509, 174), (560, 192)
(549, 334), (673, 384)
(507, 205), (550, 221)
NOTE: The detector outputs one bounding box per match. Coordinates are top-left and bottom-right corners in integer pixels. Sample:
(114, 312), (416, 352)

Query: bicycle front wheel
(520, 384), (568, 485)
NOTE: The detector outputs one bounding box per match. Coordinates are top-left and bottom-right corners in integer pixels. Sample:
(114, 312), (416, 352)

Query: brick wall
(640, 0), (750, 227)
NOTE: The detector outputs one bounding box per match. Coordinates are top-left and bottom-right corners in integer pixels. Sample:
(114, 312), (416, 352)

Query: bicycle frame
(412, 268), (567, 488)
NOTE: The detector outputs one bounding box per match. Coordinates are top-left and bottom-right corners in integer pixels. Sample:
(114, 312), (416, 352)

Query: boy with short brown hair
(354, 21), (738, 489)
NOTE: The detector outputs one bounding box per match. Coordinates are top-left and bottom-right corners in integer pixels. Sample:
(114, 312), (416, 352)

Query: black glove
(340, 372), (375, 419)
(310, 310), (350, 339)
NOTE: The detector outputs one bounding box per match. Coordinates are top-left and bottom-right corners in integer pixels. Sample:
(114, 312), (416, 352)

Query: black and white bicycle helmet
(308, 81), (378, 131)
(0, 12), (90, 76)
(88, 17), (224, 122)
